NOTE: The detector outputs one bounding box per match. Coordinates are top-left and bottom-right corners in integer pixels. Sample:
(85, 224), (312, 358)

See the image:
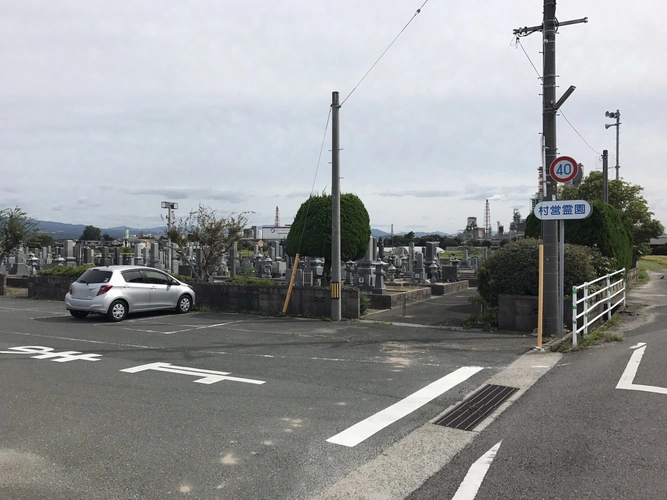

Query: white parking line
(326, 366), (484, 447)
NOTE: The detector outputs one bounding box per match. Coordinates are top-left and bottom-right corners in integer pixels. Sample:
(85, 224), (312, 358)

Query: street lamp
(605, 110), (621, 180)
(161, 201), (178, 272)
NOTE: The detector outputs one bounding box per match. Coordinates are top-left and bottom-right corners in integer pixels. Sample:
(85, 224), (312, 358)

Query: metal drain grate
(435, 384), (519, 431)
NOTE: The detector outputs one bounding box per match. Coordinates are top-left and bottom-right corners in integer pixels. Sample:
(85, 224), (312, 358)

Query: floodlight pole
(162, 201), (178, 272)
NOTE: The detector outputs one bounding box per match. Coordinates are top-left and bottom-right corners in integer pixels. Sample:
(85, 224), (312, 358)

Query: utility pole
(331, 91), (342, 321)
(514, 3), (587, 337)
(602, 149), (609, 203)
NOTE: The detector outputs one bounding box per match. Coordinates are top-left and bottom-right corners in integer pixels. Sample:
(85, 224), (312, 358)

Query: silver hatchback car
(65, 265), (195, 322)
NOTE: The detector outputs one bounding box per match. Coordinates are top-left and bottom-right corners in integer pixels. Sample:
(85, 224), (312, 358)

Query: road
(0, 295), (534, 499)
(409, 271), (667, 500)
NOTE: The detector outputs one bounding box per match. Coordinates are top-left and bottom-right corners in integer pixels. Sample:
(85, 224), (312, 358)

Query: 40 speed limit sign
(549, 156), (578, 183)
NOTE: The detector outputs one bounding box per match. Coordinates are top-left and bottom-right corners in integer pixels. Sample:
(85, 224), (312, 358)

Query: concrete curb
(543, 331), (573, 352)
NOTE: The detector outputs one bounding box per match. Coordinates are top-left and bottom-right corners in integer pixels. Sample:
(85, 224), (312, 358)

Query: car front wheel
(176, 295), (192, 314)
(107, 300), (128, 322)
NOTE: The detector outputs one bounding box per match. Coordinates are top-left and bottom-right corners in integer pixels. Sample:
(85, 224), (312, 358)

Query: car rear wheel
(107, 300), (128, 322)
(70, 310), (89, 319)
(176, 294), (192, 314)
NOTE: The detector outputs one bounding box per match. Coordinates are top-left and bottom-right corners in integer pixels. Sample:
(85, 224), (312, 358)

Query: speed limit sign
(549, 156), (578, 183)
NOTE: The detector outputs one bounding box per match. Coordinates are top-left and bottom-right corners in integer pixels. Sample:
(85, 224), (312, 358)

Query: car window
(143, 269), (171, 285)
(121, 270), (145, 284)
(76, 269), (113, 284)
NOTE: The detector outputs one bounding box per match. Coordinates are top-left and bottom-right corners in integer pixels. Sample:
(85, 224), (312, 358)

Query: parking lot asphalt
(0, 296), (533, 499)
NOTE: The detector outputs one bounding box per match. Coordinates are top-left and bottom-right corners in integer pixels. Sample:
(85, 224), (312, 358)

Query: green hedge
(37, 264), (94, 278)
(525, 200), (633, 271)
(477, 238), (608, 307)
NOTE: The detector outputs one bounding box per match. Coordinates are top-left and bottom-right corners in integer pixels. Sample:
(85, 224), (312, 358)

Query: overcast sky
(2, 0), (665, 234)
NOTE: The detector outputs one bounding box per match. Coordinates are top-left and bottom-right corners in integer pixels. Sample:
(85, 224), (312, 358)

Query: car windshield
(76, 269), (113, 284)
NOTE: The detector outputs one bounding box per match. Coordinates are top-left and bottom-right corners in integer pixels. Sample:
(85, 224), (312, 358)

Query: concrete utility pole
(602, 149), (609, 203)
(331, 91), (342, 321)
(605, 110), (621, 180)
(514, 3), (587, 336)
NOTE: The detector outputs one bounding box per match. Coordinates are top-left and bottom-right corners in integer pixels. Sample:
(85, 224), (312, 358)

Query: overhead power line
(341, 0), (430, 106)
(296, 107), (332, 254)
(512, 36), (601, 157)
(559, 109), (602, 156)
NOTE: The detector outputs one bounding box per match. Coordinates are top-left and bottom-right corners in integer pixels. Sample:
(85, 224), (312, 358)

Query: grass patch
(4, 286), (27, 296)
(635, 268), (649, 286)
(194, 304), (215, 313)
(639, 255), (667, 272)
(561, 313), (623, 352)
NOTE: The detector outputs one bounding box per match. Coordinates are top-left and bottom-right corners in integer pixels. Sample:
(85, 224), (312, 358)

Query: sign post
(534, 197), (592, 338)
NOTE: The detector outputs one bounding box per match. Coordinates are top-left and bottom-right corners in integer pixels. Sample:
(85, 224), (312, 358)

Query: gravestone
(441, 265), (458, 282)
(354, 236), (375, 291)
(344, 261), (354, 285)
(413, 252), (425, 283)
(372, 261), (386, 295)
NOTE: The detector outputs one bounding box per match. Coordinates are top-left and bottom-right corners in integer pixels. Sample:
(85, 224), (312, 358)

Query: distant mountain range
(36, 221), (165, 240)
(36, 220), (454, 241)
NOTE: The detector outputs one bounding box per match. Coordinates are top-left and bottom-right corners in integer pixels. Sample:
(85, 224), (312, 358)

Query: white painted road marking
(120, 362), (266, 385)
(616, 344), (667, 395)
(0, 345), (102, 362)
(452, 441), (502, 500)
(326, 366), (484, 447)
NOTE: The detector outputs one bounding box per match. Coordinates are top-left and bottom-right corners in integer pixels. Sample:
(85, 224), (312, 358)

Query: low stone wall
(627, 267), (639, 283)
(370, 287), (431, 310)
(192, 283), (359, 319)
(7, 276), (28, 288)
(499, 292), (618, 334)
(26, 276), (360, 319)
(369, 280), (469, 310)
(27, 276), (72, 300)
(430, 281), (469, 296)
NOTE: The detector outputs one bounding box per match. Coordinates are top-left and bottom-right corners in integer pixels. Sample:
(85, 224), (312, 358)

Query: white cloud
(1, 0), (665, 233)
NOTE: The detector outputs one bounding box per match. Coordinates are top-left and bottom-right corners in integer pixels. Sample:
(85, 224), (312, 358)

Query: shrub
(172, 273), (195, 284)
(37, 264), (94, 278)
(359, 292), (370, 315)
(477, 238), (601, 307)
(525, 200), (633, 272)
(225, 276), (274, 285)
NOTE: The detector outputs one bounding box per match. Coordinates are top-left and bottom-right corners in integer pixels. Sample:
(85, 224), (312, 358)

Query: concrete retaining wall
(430, 281), (469, 296)
(26, 276), (360, 319)
(370, 280), (469, 310)
(370, 287), (431, 310)
(27, 276), (72, 300)
(192, 283), (359, 319)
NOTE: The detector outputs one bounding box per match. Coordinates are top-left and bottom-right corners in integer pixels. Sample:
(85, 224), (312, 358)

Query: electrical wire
(559, 109), (602, 156)
(514, 37), (542, 80)
(513, 36), (602, 158)
(296, 107), (332, 254)
(341, 0), (430, 106)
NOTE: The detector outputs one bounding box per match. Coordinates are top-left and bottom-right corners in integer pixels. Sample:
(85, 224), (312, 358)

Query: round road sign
(549, 156), (578, 183)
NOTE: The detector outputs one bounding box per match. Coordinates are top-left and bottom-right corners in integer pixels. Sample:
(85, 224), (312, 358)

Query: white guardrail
(572, 269), (626, 346)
